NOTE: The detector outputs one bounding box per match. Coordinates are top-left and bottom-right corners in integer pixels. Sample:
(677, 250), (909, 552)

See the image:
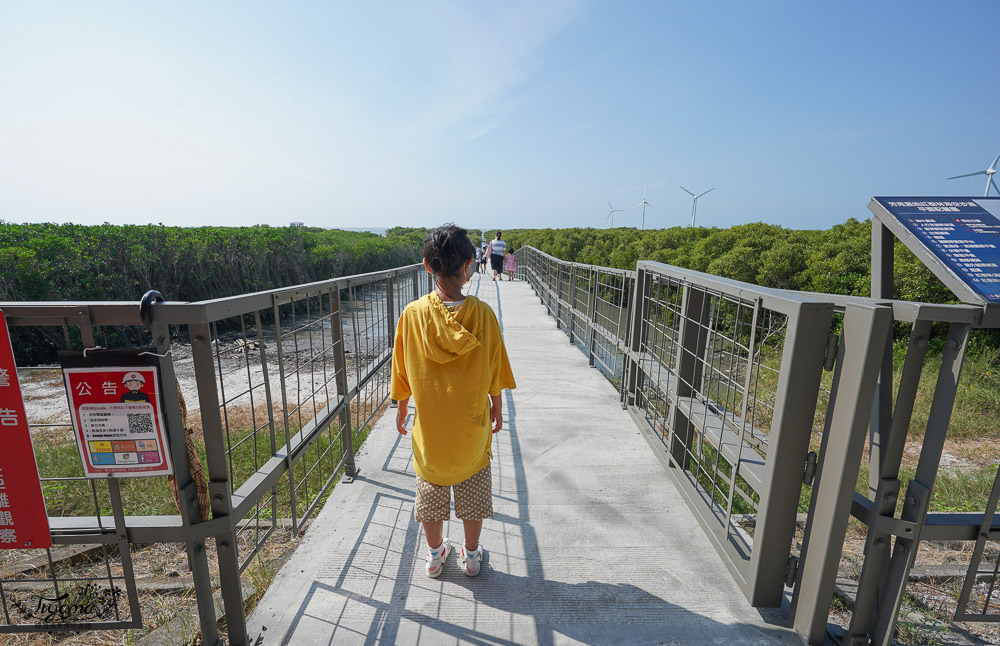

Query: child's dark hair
(423, 224), (475, 277)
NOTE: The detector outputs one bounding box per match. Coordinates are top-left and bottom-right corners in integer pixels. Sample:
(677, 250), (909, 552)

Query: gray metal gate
(0, 265), (431, 644)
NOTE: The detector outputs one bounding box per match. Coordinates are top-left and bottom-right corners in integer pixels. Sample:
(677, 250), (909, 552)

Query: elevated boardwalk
(248, 274), (799, 645)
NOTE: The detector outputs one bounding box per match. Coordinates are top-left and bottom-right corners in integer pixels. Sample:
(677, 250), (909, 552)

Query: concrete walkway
(248, 273), (801, 646)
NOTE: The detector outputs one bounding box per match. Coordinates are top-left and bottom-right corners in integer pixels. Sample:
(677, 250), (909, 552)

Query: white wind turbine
(680, 186), (715, 227)
(947, 152), (1000, 197)
(606, 200), (623, 227)
(632, 186), (654, 230)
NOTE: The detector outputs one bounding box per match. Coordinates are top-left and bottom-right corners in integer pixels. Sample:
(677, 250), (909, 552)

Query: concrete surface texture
(248, 273), (801, 645)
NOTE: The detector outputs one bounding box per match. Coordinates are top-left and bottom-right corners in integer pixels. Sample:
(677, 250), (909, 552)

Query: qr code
(127, 413), (154, 435)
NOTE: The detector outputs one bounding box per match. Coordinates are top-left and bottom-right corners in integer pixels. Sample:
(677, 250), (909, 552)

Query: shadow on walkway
(269, 388), (791, 645)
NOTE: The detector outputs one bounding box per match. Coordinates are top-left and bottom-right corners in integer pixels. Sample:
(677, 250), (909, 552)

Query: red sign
(64, 366), (173, 478)
(0, 310), (52, 549)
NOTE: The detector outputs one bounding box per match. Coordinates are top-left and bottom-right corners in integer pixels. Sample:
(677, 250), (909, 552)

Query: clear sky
(2, 1), (999, 231)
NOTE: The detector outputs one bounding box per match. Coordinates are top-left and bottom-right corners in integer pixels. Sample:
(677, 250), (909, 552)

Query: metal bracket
(803, 451), (818, 485)
(785, 554), (799, 588)
(823, 333), (840, 371)
(139, 289), (164, 326)
(850, 488), (919, 538)
(869, 515), (919, 539)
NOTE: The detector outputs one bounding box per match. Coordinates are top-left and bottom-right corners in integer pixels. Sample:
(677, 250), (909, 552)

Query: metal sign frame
(59, 349), (174, 479)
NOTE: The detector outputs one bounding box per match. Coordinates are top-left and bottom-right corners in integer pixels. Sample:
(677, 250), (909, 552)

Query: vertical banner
(0, 310), (52, 549)
(63, 363), (173, 478)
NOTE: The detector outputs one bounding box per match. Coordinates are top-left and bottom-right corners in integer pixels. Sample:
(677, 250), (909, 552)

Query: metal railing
(0, 264), (431, 645)
(518, 247), (633, 382)
(517, 245), (1000, 646)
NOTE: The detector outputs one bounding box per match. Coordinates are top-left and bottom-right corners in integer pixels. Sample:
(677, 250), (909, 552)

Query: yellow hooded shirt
(390, 292), (516, 486)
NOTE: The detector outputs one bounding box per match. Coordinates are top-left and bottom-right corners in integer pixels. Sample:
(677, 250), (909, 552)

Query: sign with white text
(872, 197), (1000, 303)
(63, 366), (173, 478)
(0, 310), (52, 549)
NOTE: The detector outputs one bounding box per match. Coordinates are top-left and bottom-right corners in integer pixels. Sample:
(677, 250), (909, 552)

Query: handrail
(515, 243), (1000, 645)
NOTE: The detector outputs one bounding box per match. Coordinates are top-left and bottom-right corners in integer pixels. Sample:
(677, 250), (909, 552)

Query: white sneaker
(461, 544), (483, 577)
(426, 540), (452, 578)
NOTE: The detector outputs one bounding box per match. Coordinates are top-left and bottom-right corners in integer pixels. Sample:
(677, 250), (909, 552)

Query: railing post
(587, 268), (599, 367)
(554, 263), (562, 329)
(842, 321), (930, 643)
(386, 273), (397, 411)
(189, 321), (249, 646)
(331, 284), (356, 480)
(386, 274), (396, 342)
(789, 303), (892, 644)
(668, 283), (712, 469)
(624, 267), (648, 408)
(547, 259), (555, 317)
(568, 264), (577, 344)
(743, 298), (835, 608)
(151, 321), (221, 645)
(869, 321), (970, 646)
(869, 220), (895, 494)
(271, 298), (299, 532)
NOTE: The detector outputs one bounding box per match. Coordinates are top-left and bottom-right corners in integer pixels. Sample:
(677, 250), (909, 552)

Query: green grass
(927, 465), (998, 512)
(37, 442), (177, 517)
(918, 344), (1000, 441)
(34, 417), (377, 521)
(846, 461), (998, 515)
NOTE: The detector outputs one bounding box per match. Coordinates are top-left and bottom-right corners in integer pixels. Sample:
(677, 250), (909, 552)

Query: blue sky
(2, 1), (998, 231)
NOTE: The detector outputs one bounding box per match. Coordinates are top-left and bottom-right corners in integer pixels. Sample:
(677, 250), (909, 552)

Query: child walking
(391, 224), (516, 578)
(504, 247), (517, 281)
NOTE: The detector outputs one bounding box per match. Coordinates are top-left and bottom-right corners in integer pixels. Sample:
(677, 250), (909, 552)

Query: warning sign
(63, 366), (173, 478)
(0, 310), (52, 549)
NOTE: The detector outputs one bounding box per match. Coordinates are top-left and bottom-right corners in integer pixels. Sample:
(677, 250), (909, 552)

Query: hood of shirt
(419, 293), (482, 364)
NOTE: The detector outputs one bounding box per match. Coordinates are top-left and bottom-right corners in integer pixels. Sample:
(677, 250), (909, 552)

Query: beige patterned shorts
(414, 464), (493, 522)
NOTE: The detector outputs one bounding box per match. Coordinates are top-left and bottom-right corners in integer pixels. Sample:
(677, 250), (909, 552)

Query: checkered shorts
(414, 464), (493, 522)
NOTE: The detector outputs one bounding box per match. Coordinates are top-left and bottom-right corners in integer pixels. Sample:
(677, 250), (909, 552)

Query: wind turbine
(632, 186), (654, 230)
(680, 186), (715, 227)
(606, 201), (623, 227)
(947, 152), (1000, 197)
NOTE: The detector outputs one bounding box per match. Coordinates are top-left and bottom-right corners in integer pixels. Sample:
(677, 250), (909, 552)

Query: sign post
(0, 310), (52, 549)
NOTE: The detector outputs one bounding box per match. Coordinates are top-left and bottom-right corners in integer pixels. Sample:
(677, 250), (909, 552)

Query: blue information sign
(872, 197), (1000, 303)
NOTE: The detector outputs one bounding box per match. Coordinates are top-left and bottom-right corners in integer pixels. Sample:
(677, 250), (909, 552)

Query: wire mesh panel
(555, 265), (572, 332)
(591, 268), (631, 381)
(567, 268), (589, 348)
(0, 307), (151, 634)
(631, 263), (834, 607)
(632, 277), (786, 522)
(0, 539), (140, 633)
(267, 287), (347, 535)
(344, 277), (393, 444)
